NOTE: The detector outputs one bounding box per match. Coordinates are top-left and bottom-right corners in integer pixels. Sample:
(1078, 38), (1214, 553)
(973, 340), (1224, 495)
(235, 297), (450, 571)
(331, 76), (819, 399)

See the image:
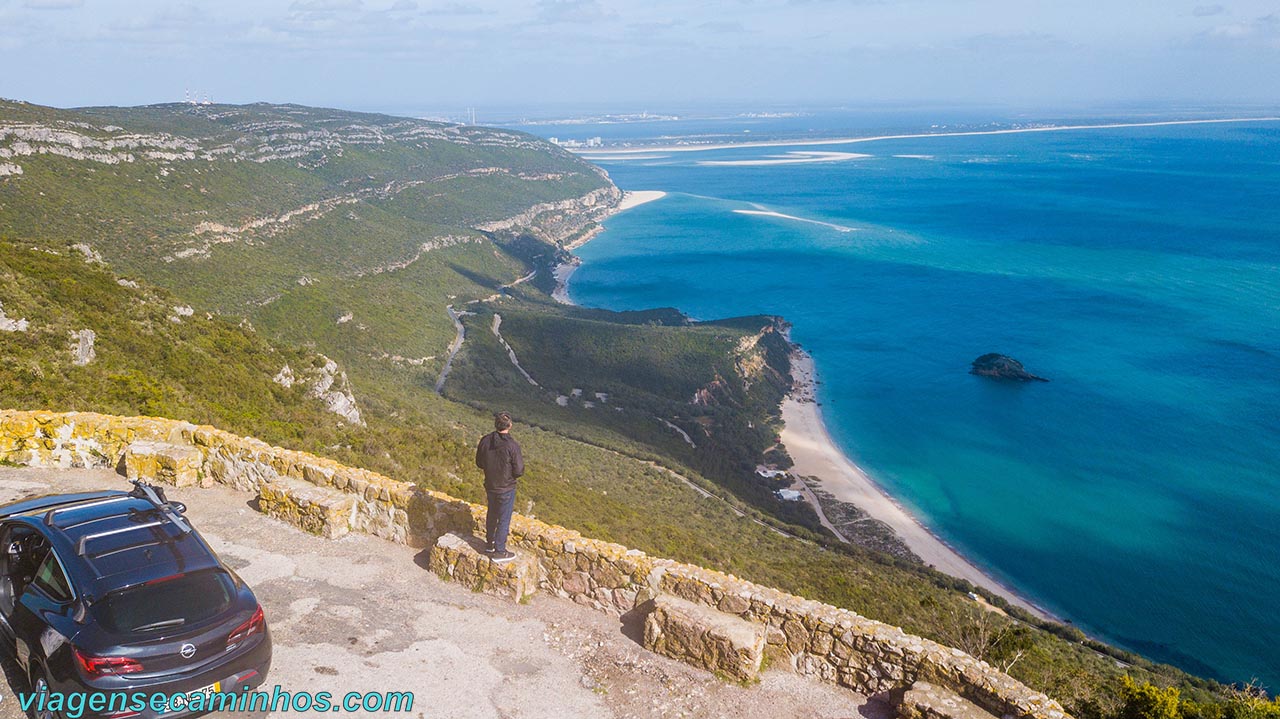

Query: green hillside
(0, 99), (1240, 717)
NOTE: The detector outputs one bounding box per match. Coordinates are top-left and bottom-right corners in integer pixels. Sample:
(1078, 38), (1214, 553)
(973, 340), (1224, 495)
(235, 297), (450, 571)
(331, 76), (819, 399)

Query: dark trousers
(485, 489), (516, 553)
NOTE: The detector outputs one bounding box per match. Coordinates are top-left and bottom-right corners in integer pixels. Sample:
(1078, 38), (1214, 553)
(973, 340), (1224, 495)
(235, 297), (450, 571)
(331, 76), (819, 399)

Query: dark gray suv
(0, 481), (271, 718)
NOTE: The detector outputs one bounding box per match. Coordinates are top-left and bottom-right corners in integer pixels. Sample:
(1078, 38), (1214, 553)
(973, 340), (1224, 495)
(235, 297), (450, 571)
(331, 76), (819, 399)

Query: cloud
(106, 4), (207, 34)
(697, 20), (745, 33)
(960, 32), (1073, 53)
(786, 0), (886, 5)
(289, 0), (363, 12)
(1206, 12), (1279, 43)
(5, 0), (1280, 109)
(22, 0), (83, 8)
(536, 0), (615, 24)
(243, 22), (298, 46)
(419, 1), (486, 14)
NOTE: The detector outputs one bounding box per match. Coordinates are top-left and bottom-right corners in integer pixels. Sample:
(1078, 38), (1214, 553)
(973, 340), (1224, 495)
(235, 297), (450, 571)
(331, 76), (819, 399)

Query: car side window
(31, 551), (73, 603)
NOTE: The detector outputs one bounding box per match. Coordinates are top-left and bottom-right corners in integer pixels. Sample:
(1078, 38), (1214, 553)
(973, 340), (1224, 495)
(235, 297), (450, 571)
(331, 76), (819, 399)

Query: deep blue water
(542, 118), (1280, 687)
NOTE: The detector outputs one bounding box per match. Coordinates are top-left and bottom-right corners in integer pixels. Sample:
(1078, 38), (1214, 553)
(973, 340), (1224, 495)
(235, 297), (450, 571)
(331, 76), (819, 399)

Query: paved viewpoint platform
(0, 467), (885, 719)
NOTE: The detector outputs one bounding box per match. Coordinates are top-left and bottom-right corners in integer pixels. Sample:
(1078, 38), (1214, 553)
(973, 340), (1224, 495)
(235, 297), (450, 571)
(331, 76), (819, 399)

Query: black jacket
(475, 431), (524, 492)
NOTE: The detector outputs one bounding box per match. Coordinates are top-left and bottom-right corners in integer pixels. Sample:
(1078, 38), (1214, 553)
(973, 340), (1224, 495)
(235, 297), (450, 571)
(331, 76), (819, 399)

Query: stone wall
(0, 410), (1068, 719)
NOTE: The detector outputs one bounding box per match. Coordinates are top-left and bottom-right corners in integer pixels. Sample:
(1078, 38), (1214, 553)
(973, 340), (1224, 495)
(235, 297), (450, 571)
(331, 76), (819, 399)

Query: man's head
(494, 412), (513, 433)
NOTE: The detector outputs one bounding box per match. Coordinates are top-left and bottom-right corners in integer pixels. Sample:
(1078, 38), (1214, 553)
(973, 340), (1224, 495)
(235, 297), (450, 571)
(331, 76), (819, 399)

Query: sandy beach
(697, 151), (870, 166)
(551, 262), (578, 304)
(552, 190), (666, 304)
(781, 349), (1053, 620)
(733, 209), (856, 233)
(616, 189), (667, 211)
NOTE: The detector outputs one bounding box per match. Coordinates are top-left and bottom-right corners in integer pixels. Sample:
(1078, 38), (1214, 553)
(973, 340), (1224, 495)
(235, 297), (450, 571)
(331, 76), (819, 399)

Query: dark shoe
(484, 545), (497, 554)
(490, 551), (516, 563)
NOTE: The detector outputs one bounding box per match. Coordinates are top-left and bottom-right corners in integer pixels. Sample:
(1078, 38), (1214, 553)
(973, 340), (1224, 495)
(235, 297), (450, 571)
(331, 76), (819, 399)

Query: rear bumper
(47, 633), (271, 719)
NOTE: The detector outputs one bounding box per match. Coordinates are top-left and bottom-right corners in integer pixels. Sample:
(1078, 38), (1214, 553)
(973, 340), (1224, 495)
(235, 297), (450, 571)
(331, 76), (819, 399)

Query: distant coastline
(574, 116), (1280, 156)
(552, 190), (666, 305)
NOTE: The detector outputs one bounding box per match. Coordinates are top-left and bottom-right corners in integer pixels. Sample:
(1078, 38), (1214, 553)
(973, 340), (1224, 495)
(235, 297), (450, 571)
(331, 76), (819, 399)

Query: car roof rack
(75, 520), (169, 556)
(127, 481), (193, 536)
(44, 496), (135, 527)
(45, 481), (194, 557)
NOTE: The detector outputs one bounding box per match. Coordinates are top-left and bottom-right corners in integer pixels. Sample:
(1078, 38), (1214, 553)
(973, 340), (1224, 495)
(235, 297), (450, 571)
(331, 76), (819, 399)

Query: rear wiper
(132, 618), (185, 632)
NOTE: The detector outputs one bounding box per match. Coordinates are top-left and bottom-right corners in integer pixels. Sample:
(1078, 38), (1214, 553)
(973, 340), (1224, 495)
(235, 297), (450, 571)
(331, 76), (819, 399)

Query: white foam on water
(698, 151), (870, 167)
(732, 209), (857, 233)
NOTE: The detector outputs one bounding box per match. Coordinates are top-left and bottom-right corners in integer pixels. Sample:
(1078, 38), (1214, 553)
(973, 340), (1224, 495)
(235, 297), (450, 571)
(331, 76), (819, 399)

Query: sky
(0, 0), (1278, 114)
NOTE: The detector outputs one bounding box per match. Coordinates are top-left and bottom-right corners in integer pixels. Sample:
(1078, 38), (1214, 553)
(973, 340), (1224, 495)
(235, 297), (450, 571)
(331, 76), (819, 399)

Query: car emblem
(181, 643), (197, 659)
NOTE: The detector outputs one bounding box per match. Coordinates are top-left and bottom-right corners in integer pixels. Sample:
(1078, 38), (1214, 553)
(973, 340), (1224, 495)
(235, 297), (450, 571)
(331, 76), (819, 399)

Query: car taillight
(74, 648), (144, 677)
(226, 605), (264, 649)
(144, 572), (186, 586)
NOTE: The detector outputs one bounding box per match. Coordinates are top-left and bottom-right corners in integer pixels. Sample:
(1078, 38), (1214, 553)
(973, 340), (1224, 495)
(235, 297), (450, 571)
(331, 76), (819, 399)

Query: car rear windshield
(94, 570), (235, 634)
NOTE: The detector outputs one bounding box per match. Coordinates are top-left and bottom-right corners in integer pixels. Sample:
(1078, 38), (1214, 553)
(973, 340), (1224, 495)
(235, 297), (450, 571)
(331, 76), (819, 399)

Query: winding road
(491, 313), (540, 387)
(434, 305), (471, 394)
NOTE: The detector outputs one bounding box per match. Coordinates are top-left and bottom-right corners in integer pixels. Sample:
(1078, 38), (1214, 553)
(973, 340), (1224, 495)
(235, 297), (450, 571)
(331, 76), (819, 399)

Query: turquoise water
(564, 122), (1280, 686)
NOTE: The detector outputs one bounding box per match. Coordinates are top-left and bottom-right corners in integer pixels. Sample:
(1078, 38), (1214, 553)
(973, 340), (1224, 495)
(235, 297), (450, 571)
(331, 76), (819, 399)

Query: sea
(505, 110), (1280, 689)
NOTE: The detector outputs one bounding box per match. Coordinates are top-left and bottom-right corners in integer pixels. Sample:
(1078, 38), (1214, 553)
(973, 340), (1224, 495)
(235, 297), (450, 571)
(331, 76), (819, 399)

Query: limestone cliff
(475, 185), (624, 246)
(691, 317), (792, 407)
(273, 356), (364, 426)
(0, 101), (557, 174)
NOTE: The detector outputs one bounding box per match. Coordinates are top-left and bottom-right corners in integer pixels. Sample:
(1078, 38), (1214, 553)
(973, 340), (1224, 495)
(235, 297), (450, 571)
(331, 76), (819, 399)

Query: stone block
(257, 477), (356, 539)
(642, 594), (766, 683)
(561, 570), (590, 595)
(899, 682), (999, 719)
(427, 532), (539, 603)
(717, 592), (751, 615)
(123, 441), (203, 487)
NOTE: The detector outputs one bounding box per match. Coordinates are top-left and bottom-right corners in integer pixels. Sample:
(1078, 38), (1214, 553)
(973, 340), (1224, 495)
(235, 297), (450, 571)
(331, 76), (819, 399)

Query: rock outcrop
(309, 358), (366, 424)
(272, 357), (364, 425)
(70, 329), (96, 366)
(305, 358), (363, 425)
(475, 185), (623, 246)
(0, 302), (29, 332)
(969, 354), (1048, 382)
(169, 305), (194, 323)
(273, 364), (296, 389)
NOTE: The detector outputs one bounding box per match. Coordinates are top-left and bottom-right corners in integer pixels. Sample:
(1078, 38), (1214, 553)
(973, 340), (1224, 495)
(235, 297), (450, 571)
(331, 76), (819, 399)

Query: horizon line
(573, 116), (1280, 155)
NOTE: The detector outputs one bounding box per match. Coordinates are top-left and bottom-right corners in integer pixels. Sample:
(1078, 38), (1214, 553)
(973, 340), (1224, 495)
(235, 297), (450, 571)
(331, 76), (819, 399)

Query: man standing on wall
(475, 411), (524, 563)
